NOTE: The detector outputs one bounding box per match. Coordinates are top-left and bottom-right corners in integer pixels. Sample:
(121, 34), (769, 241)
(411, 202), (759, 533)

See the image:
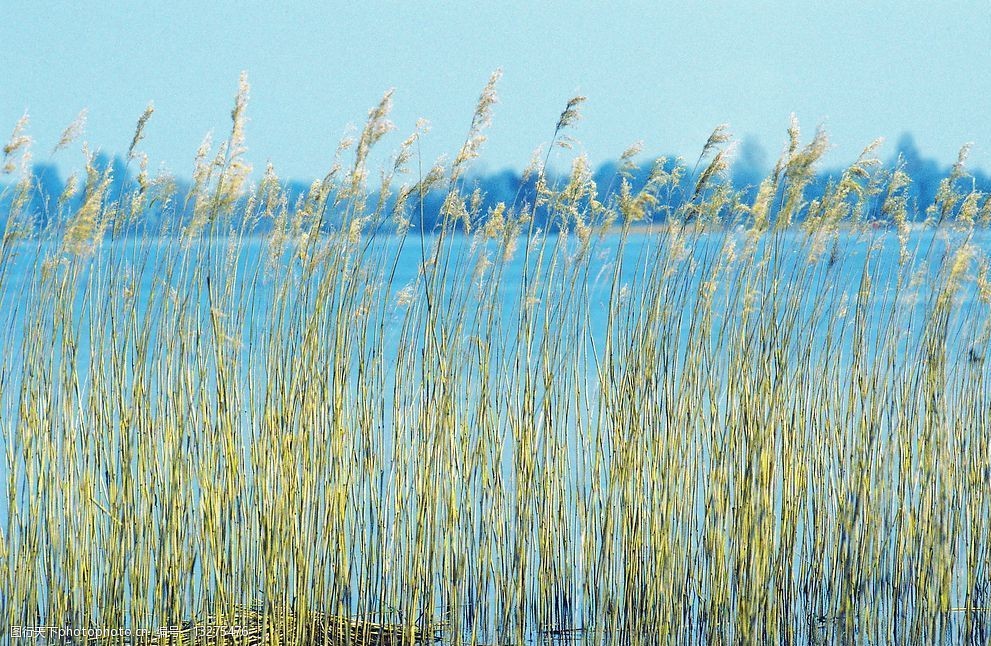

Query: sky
(2, 1), (991, 180)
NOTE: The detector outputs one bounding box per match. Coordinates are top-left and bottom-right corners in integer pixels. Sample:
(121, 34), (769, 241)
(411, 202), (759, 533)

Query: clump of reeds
(2, 72), (991, 645)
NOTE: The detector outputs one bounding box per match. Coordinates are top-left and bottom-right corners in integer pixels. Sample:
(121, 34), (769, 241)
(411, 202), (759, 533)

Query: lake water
(2, 226), (989, 643)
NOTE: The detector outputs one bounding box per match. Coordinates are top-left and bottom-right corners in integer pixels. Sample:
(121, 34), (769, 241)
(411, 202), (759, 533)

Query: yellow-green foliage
(2, 74), (991, 645)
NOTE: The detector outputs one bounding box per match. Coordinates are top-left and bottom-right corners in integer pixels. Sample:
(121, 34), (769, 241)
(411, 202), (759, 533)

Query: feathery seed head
(3, 112), (32, 174)
(54, 109), (88, 155)
(128, 103), (154, 160)
(977, 260), (991, 304)
(523, 146), (544, 182)
(699, 124), (731, 162)
(395, 284), (415, 307)
(555, 94), (586, 134)
(58, 173), (79, 211)
(483, 202), (506, 239)
(452, 71), (502, 181)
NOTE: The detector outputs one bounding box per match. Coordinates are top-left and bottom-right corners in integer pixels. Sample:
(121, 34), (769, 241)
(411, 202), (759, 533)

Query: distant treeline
(2, 133), (987, 234)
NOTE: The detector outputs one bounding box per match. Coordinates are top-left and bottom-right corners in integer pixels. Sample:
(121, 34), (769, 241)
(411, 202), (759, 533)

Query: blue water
(1, 225), (988, 641)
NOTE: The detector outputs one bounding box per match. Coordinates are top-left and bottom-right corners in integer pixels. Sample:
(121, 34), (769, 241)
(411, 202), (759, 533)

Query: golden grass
(2, 72), (991, 644)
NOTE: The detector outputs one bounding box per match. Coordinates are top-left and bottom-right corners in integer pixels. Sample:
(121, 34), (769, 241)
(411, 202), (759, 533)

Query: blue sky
(2, 1), (990, 179)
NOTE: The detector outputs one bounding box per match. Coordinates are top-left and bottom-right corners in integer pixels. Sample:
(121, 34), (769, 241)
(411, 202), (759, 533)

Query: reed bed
(2, 73), (991, 644)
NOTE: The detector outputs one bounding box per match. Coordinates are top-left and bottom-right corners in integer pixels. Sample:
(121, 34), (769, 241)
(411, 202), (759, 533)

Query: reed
(2, 73), (990, 644)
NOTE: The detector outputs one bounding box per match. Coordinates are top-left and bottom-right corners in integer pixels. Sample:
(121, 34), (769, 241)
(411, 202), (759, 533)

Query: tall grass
(2, 72), (991, 644)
